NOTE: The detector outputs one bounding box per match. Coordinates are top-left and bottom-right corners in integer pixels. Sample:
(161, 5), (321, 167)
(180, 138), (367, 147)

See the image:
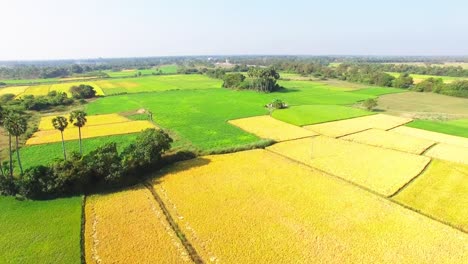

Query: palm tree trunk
(61, 131), (67, 160)
(15, 136), (23, 175)
(78, 127), (82, 155)
(0, 158), (4, 178)
(8, 134), (13, 178)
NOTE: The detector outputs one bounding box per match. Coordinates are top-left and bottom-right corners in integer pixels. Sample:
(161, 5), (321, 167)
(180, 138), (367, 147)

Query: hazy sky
(0, 0), (467, 60)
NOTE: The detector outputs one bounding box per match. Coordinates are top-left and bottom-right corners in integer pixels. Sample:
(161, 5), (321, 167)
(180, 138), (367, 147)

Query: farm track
(264, 149), (467, 234)
(143, 182), (204, 264)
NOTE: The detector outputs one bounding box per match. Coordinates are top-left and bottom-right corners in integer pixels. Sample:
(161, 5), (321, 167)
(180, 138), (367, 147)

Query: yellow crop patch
(0, 86), (29, 96)
(228, 115), (317, 142)
(20, 85), (51, 97)
(38, 114), (129, 131)
(50, 82), (105, 96)
(84, 185), (190, 263)
(424, 143), (468, 165)
(151, 150), (467, 263)
(27, 120), (156, 145)
(394, 159), (468, 232)
(342, 128), (435, 154)
(267, 136), (430, 196)
(304, 114), (412, 138)
(391, 126), (468, 148)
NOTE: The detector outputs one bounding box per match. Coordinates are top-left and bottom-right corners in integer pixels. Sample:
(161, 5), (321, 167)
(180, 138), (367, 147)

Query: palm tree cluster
(0, 108), (87, 178)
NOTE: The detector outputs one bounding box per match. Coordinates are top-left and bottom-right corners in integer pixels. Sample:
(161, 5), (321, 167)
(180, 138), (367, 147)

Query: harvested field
(341, 128), (435, 154)
(394, 160), (468, 232)
(391, 126), (468, 148)
(84, 185), (189, 263)
(38, 113), (129, 131)
(424, 143), (468, 165)
(151, 150), (467, 263)
(267, 136), (430, 196)
(228, 115), (317, 142)
(27, 120), (156, 145)
(304, 114), (412, 138)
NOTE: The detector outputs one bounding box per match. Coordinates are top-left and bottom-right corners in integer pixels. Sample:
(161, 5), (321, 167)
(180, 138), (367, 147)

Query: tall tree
(69, 110), (87, 155)
(0, 106), (4, 177)
(3, 112), (27, 176)
(52, 116), (69, 160)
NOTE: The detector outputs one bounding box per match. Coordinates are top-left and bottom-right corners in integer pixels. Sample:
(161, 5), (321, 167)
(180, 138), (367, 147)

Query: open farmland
(0, 196), (82, 264)
(0, 85), (29, 96)
(424, 143), (468, 165)
(387, 72), (467, 83)
(394, 160), (468, 232)
(391, 126), (468, 148)
(150, 150), (467, 263)
(228, 115), (317, 141)
(84, 185), (190, 263)
(267, 136), (430, 196)
(407, 119), (468, 138)
(304, 114), (412, 138)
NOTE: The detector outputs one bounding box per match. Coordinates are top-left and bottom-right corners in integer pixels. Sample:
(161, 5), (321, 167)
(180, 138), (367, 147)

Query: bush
(84, 143), (124, 185)
(363, 98), (378, 111)
(222, 73), (246, 88)
(19, 166), (58, 199)
(265, 99), (288, 110)
(70, 84), (96, 99)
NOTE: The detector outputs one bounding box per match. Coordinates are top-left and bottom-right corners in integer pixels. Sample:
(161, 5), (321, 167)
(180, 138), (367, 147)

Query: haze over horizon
(1, 0), (467, 61)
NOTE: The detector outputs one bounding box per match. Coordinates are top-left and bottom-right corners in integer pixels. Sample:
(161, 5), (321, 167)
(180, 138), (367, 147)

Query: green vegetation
(272, 105), (372, 126)
(387, 72), (466, 83)
(104, 65), (178, 78)
(407, 119), (468, 138)
(0, 196), (81, 263)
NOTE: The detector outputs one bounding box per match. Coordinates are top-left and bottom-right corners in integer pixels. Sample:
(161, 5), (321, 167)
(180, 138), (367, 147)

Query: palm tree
(3, 112), (27, 176)
(0, 106), (5, 177)
(52, 116), (69, 160)
(69, 110), (87, 155)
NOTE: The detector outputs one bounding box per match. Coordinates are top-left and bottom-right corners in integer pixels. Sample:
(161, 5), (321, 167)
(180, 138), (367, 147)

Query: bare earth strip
(228, 115), (317, 142)
(84, 185), (191, 263)
(391, 126), (468, 148)
(304, 114), (412, 138)
(424, 143), (468, 165)
(151, 150), (467, 263)
(394, 159), (468, 232)
(267, 136), (430, 196)
(341, 128), (436, 154)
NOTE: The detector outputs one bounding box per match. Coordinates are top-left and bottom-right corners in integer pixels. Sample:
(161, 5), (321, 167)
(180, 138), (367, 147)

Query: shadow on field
(276, 87), (300, 93)
(151, 157), (211, 184)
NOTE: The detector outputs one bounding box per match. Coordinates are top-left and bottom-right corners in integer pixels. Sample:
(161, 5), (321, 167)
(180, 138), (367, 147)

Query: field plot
(387, 72), (467, 83)
(20, 84), (51, 97)
(424, 143), (468, 165)
(0, 196), (82, 264)
(394, 160), (468, 232)
(267, 136), (430, 196)
(271, 105), (372, 126)
(0, 85), (29, 96)
(50, 82), (104, 96)
(27, 120), (155, 145)
(304, 114), (412, 138)
(351, 87), (406, 96)
(391, 126), (468, 148)
(341, 128), (435, 154)
(151, 150), (467, 263)
(228, 115), (316, 141)
(38, 113), (129, 130)
(85, 185), (189, 263)
(407, 119), (468, 138)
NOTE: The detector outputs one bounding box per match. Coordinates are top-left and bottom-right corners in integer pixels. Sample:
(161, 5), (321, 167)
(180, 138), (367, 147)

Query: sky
(0, 0), (467, 60)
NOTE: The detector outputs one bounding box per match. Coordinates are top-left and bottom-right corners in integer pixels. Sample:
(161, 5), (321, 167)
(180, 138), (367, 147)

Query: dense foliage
(70, 84), (97, 99)
(1, 91), (74, 111)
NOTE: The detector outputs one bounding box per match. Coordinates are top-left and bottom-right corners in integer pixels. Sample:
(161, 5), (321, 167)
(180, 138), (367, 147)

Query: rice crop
(424, 143), (468, 165)
(392, 126), (468, 148)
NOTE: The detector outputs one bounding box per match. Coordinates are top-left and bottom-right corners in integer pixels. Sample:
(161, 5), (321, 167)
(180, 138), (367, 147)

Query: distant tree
(70, 64), (83, 74)
(222, 73), (246, 88)
(69, 110), (87, 155)
(363, 98), (378, 111)
(3, 112), (27, 175)
(393, 73), (414, 88)
(413, 78), (445, 93)
(70, 84), (96, 99)
(247, 67), (281, 92)
(52, 116), (69, 160)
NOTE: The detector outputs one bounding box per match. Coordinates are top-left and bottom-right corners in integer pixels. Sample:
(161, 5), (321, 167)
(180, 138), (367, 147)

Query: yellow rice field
(38, 114), (129, 131)
(0, 85), (29, 96)
(50, 82), (104, 96)
(304, 114), (412, 138)
(20, 85), (51, 97)
(391, 126), (468, 148)
(151, 150), (467, 263)
(394, 159), (468, 232)
(84, 185), (190, 263)
(27, 120), (156, 145)
(341, 128), (436, 154)
(424, 143), (468, 165)
(228, 115), (317, 142)
(267, 136), (431, 196)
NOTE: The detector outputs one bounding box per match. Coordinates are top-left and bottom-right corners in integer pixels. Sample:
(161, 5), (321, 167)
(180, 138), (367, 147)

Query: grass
(394, 159), (468, 232)
(271, 105), (373, 126)
(151, 149), (466, 263)
(407, 119), (468, 138)
(0, 196), (82, 263)
(96, 74), (222, 95)
(103, 65), (178, 78)
(85, 83), (374, 151)
(85, 185), (189, 263)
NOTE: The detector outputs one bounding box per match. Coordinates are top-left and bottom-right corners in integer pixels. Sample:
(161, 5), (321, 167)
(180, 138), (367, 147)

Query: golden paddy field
(228, 115), (317, 142)
(424, 143), (468, 165)
(3, 81), (105, 98)
(149, 149), (467, 263)
(391, 126), (468, 148)
(84, 185), (190, 263)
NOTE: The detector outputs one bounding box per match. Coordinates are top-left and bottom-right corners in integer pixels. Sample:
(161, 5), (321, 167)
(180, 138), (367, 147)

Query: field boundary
(80, 195), (87, 264)
(264, 149), (467, 234)
(144, 182), (204, 264)
(388, 160), (433, 198)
